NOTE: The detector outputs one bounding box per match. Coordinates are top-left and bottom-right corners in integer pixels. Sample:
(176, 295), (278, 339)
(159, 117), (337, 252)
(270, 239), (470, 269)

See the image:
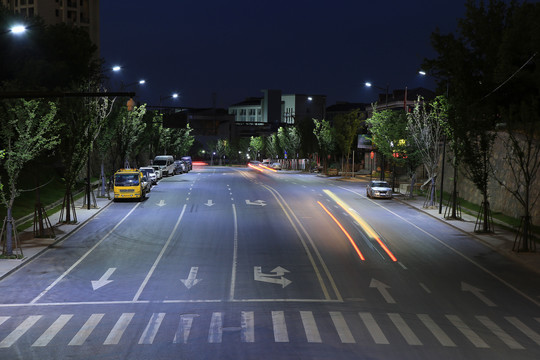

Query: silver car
(140, 167), (157, 185)
(366, 180), (393, 199)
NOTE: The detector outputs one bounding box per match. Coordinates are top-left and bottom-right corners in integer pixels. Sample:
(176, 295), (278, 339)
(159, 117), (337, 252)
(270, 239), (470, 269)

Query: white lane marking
(388, 313), (422, 345)
(241, 311), (255, 343)
(139, 312), (165, 344)
(300, 311), (321, 343)
(0, 315), (42, 348)
(173, 314), (198, 344)
(272, 311), (289, 342)
(506, 316), (540, 345)
(419, 283), (432, 294)
(446, 315), (489, 348)
(417, 314), (456, 347)
(0, 316), (9, 326)
(104, 313), (134, 345)
(229, 204), (238, 300)
(359, 312), (389, 344)
(208, 312), (223, 343)
(31, 204), (141, 304)
(132, 204), (186, 301)
(330, 311), (355, 343)
(476, 315), (524, 349)
(32, 314), (73, 347)
(68, 313), (104, 346)
(339, 185), (540, 308)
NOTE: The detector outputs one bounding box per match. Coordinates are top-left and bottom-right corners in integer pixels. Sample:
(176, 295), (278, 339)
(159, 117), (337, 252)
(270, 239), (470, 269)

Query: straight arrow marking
(369, 278), (396, 304)
(91, 268), (116, 290)
(157, 200), (166, 207)
(205, 200), (214, 207)
(181, 267), (202, 289)
(245, 200), (266, 206)
(461, 282), (497, 307)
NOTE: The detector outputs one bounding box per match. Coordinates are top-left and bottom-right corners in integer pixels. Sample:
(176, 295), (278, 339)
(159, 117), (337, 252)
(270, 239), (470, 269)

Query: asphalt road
(0, 165), (539, 359)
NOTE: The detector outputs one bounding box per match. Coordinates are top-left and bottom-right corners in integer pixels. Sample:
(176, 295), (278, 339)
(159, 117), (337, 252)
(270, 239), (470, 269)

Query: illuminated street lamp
(10, 25), (26, 34)
(365, 81), (390, 180)
(159, 93), (179, 106)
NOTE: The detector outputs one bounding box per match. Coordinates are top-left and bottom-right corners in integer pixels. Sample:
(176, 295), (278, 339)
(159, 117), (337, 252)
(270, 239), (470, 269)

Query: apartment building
(1, 0), (100, 51)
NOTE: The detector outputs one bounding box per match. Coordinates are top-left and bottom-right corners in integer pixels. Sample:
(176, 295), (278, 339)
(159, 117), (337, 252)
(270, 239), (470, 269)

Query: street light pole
(365, 82), (390, 180)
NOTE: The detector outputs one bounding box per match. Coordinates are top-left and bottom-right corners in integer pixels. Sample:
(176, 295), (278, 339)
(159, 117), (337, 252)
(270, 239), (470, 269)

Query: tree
(0, 99), (59, 256)
(215, 139), (229, 165)
(169, 125), (195, 158)
(407, 96), (448, 207)
(249, 136), (264, 161)
(265, 133), (280, 159)
(333, 110), (363, 176)
(277, 126), (301, 160)
(110, 104), (147, 169)
(313, 118), (334, 173)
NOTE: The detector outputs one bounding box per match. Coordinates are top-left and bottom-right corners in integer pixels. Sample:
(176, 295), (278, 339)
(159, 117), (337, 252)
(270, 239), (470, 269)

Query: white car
(140, 167), (158, 185)
(271, 162), (282, 170)
(150, 165), (162, 180)
(366, 180), (393, 199)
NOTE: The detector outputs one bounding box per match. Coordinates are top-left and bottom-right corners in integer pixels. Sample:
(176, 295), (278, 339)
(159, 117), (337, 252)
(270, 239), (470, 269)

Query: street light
(9, 25), (26, 34)
(159, 93), (179, 106)
(365, 81), (390, 180)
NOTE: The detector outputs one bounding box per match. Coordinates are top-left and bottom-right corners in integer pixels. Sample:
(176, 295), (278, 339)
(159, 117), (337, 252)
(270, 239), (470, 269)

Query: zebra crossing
(0, 310), (539, 349)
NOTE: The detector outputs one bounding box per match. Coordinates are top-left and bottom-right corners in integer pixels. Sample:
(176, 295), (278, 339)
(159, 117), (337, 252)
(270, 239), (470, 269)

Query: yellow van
(113, 169), (146, 201)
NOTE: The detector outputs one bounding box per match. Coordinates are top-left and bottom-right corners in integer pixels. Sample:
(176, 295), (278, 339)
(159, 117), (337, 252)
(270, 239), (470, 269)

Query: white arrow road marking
(245, 200), (266, 206)
(369, 278), (396, 304)
(254, 266), (292, 288)
(181, 267), (202, 289)
(91, 268), (116, 290)
(205, 200), (214, 207)
(461, 282), (497, 307)
(156, 200), (166, 207)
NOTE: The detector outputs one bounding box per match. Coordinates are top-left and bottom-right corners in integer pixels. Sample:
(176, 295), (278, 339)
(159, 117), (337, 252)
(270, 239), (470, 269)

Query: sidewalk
(0, 195), (112, 280)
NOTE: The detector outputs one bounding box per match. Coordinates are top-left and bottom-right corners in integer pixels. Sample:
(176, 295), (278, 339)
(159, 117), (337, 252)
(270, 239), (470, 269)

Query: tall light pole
(159, 93), (179, 107)
(365, 81), (390, 180)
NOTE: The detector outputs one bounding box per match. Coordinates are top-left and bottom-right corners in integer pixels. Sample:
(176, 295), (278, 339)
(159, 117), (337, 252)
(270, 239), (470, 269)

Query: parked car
(181, 156), (192, 171)
(153, 155), (175, 176)
(139, 167), (158, 185)
(271, 162), (282, 170)
(366, 180), (393, 199)
(141, 175), (152, 194)
(174, 160), (187, 174)
(151, 165), (162, 180)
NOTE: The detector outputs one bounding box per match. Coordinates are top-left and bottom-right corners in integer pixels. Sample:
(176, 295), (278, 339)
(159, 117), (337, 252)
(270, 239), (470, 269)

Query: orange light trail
(248, 163), (264, 172)
(258, 164), (278, 172)
(318, 201), (365, 261)
(323, 190), (397, 262)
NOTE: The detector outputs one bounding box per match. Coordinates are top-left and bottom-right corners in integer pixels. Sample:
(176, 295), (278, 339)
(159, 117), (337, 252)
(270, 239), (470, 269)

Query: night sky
(99, 1), (492, 109)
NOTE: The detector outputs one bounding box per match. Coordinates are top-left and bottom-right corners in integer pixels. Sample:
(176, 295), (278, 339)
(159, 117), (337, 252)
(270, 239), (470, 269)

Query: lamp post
(159, 93), (178, 107)
(365, 81), (390, 180)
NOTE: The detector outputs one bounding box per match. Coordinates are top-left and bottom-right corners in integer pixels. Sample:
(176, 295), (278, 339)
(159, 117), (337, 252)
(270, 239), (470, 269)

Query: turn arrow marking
(245, 200), (266, 206)
(91, 268), (116, 290)
(369, 278), (396, 303)
(254, 266), (291, 288)
(461, 282), (496, 307)
(181, 267), (202, 289)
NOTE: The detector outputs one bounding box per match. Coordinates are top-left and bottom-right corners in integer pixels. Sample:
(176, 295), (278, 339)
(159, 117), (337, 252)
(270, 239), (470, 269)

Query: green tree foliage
(0, 99), (59, 255)
(169, 124), (195, 157)
(313, 118), (334, 172)
(277, 127), (301, 159)
(110, 104), (147, 169)
(266, 133), (280, 159)
(215, 139), (229, 165)
(249, 136), (264, 160)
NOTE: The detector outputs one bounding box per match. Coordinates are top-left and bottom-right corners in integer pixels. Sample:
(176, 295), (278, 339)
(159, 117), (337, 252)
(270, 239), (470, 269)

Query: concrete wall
(440, 131), (539, 226)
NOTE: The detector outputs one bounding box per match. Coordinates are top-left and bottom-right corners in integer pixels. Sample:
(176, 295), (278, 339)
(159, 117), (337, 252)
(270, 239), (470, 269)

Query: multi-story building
(1, 0), (100, 51)
(229, 89), (326, 132)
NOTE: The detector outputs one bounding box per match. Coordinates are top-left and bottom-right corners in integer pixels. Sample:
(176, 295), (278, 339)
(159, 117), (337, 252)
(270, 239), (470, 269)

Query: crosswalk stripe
(330, 312), (355, 343)
(0, 316), (9, 327)
(417, 314), (456, 347)
(104, 313), (134, 345)
(32, 314), (73, 347)
(68, 313), (104, 346)
(0, 315), (42, 348)
(446, 315), (489, 348)
(208, 312), (222, 343)
(139, 313), (165, 344)
(359, 312), (389, 344)
(506, 316), (540, 346)
(388, 313), (422, 345)
(271, 311), (289, 342)
(174, 314), (198, 344)
(300, 311), (321, 343)
(476, 316), (523, 349)
(241, 311), (255, 342)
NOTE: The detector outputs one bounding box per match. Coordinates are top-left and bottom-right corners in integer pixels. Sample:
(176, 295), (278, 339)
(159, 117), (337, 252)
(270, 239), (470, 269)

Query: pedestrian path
(0, 310), (539, 349)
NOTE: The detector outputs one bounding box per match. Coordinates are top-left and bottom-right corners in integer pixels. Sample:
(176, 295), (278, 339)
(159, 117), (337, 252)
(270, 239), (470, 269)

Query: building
(228, 89), (326, 135)
(365, 87), (436, 115)
(1, 0), (100, 52)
